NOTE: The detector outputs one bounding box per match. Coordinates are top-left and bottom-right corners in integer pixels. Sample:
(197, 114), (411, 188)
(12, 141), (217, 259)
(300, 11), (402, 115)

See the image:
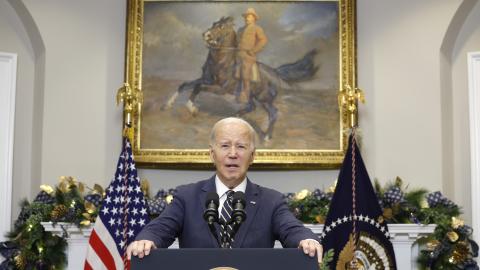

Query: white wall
(358, 0), (464, 191)
(0, 0), (37, 222)
(3, 0), (479, 225)
(21, 0), (126, 186)
(451, 1), (480, 225)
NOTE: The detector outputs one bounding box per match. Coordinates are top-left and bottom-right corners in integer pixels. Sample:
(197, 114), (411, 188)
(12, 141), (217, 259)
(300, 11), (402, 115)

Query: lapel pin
(250, 201), (256, 205)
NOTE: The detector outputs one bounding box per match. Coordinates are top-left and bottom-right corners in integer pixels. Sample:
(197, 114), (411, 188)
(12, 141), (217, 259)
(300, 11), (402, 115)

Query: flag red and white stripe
(85, 220), (124, 270)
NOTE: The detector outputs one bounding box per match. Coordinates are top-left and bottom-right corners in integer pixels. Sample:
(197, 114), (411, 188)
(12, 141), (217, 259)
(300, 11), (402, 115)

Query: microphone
(231, 191), (246, 225)
(203, 192), (219, 225)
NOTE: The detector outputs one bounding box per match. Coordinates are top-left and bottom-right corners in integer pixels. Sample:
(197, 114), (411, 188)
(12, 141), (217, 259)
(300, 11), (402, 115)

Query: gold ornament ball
(447, 231), (459, 243)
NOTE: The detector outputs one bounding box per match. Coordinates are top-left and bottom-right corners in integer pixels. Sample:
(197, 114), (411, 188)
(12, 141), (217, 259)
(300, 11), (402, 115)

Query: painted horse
(165, 16), (318, 141)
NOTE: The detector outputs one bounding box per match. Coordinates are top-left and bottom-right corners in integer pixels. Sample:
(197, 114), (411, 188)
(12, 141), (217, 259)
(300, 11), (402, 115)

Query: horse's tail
(258, 49), (318, 91)
(275, 49), (319, 82)
(258, 64), (292, 90)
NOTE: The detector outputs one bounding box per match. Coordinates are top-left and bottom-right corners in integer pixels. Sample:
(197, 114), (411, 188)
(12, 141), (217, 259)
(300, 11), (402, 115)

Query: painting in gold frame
(124, 0), (357, 169)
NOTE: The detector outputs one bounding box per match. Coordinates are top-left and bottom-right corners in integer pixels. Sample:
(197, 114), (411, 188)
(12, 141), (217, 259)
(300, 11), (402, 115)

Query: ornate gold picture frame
(123, 0), (357, 169)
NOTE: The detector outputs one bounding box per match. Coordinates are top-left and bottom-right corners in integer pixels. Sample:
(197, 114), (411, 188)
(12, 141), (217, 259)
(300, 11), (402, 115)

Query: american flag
(84, 137), (149, 270)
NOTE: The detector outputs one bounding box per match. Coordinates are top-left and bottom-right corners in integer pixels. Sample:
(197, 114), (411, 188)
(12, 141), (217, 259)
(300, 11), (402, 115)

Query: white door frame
(468, 51), (480, 245)
(0, 52), (16, 241)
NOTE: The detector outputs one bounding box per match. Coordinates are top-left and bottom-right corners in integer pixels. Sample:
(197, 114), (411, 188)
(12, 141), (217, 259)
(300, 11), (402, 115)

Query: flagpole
(338, 80), (367, 267)
(350, 128), (360, 269)
(321, 107), (397, 269)
(121, 141), (131, 269)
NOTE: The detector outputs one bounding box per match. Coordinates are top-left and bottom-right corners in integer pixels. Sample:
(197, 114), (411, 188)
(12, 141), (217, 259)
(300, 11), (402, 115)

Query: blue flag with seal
(321, 132), (397, 269)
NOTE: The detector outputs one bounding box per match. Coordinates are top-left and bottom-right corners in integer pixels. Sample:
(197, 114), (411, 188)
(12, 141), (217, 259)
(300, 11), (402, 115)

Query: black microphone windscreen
(233, 191), (246, 205)
(205, 192), (219, 208)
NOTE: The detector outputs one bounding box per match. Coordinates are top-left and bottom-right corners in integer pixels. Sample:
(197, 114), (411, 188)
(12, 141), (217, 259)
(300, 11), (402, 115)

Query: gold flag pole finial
(338, 84), (365, 128)
(116, 82), (143, 128)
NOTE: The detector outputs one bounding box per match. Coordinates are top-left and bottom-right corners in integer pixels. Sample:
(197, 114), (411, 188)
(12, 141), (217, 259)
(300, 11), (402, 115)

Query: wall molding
(0, 52), (16, 241)
(468, 51), (480, 245)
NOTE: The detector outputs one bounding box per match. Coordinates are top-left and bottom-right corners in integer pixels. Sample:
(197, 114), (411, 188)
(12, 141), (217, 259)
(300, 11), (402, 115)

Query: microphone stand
(208, 223), (221, 247)
(203, 193), (222, 247)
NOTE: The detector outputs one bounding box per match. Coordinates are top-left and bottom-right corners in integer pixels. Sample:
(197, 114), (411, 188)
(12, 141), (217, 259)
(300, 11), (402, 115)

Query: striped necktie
(220, 190), (235, 246)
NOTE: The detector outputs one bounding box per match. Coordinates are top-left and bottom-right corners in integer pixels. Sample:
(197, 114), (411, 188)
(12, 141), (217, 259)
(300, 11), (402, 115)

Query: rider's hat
(242, 8), (259, 20)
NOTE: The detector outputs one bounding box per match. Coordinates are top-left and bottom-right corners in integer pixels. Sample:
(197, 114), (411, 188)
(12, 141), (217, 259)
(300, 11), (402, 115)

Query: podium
(42, 222), (436, 269)
(131, 248), (318, 270)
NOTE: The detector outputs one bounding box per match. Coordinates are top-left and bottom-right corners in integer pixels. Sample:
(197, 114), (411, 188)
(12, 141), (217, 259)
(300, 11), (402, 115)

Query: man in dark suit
(127, 117), (323, 261)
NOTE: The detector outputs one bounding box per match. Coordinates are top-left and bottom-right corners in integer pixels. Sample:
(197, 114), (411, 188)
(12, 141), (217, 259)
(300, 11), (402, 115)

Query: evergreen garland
(2, 201), (67, 270)
(284, 177), (479, 269)
(0, 177), (94, 270)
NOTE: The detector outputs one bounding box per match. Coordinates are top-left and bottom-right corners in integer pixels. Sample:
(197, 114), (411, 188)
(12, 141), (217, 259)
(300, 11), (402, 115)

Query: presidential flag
(321, 132), (397, 269)
(84, 137), (149, 270)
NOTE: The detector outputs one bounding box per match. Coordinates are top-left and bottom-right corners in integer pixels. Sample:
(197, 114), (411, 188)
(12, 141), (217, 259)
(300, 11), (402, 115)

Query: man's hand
(126, 240), (157, 260)
(298, 239), (323, 263)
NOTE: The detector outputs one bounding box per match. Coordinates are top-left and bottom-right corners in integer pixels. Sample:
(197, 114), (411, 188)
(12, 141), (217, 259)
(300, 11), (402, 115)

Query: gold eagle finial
(338, 84), (365, 128)
(116, 82), (143, 127)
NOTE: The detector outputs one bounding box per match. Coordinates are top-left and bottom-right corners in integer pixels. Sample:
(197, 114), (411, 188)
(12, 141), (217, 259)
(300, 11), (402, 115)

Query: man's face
(244, 14), (256, 25)
(210, 122), (255, 188)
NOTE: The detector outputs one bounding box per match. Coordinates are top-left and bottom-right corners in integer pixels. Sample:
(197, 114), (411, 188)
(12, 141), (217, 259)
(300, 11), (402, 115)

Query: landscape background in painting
(141, 1), (340, 150)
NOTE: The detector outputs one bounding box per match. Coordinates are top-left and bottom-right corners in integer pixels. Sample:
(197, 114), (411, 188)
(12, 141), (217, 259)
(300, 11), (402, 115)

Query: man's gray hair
(210, 117), (256, 149)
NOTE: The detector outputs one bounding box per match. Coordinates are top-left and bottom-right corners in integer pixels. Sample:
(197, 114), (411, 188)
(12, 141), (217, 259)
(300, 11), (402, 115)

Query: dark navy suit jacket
(135, 176), (318, 248)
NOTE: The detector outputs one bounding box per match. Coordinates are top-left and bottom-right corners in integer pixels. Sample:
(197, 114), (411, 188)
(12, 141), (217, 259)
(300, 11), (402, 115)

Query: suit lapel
(200, 176), (220, 248)
(234, 179), (260, 247)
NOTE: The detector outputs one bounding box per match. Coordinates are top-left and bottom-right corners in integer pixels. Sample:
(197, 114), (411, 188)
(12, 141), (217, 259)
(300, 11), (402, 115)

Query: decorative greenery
(0, 177), (99, 270)
(286, 188), (333, 224)
(5, 200), (67, 270)
(416, 217), (479, 270)
(0, 177), (175, 270)
(1, 176), (478, 269)
(284, 177), (479, 270)
(319, 249), (334, 270)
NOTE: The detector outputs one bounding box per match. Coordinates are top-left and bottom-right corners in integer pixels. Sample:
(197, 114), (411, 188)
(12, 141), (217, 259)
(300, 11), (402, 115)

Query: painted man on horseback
(236, 8), (268, 104)
(164, 13), (318, 141)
